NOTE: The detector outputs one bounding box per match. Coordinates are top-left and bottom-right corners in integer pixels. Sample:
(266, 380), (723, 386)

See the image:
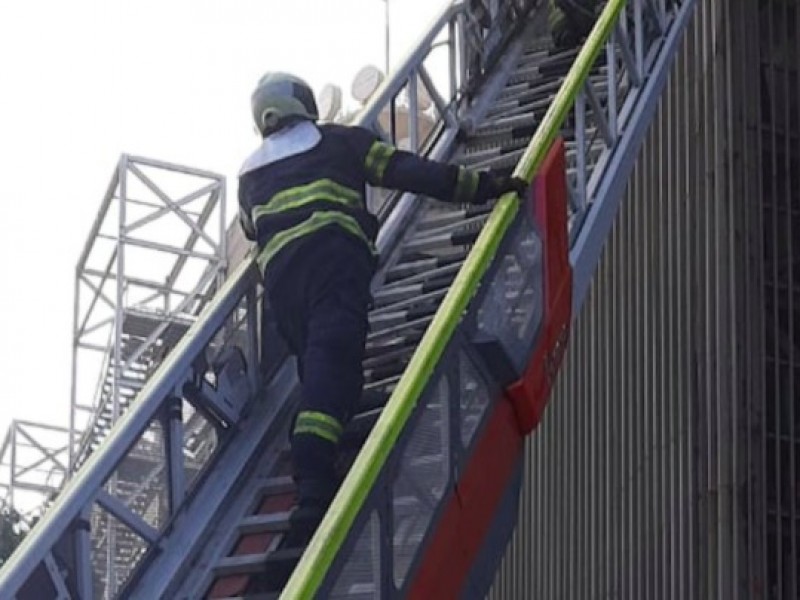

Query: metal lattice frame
(0, 421), (70, 519)
(69, 155), (227, 474)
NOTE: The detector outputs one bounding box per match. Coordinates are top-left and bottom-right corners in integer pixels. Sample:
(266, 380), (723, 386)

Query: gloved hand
(472, 170), (529, 204)
(489, 172), (528, 198)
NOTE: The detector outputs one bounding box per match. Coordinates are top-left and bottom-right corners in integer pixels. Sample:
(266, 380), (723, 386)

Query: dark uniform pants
(265, 231), (374, 508)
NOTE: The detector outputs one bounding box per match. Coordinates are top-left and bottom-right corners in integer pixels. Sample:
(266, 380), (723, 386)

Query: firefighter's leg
(288, 239), (373, 539)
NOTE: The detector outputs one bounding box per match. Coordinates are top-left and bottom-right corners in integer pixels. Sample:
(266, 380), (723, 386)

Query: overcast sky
(0, 0), (449, 444)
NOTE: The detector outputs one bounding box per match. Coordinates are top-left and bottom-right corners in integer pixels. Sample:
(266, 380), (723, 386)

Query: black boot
(284, 432), (339, 546)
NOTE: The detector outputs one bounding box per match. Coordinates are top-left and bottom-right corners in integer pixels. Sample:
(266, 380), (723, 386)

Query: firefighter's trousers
(265, 230), (374, 509)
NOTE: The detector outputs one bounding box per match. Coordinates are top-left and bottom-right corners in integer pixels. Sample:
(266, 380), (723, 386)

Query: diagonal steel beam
(164, 187), (224, 294)
(122, 265), (220, 372)
(77, 253), (117, 340)
(126, 180), (220, 234)
(127, 162), (217, 249)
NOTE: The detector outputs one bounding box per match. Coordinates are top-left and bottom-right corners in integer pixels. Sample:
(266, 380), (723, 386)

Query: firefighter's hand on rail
(487, 171), (528, 200)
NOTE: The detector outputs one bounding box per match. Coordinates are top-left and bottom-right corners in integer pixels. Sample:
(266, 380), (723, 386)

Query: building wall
(489, 0), (799, 597)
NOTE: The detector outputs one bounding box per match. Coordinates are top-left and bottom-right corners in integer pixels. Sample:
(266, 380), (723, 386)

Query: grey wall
(489, 0), (799, 597)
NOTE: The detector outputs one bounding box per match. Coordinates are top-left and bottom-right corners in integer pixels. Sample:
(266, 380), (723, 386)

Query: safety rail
(282, 0), (696, 596)
(566, 0), (697, 310)
(0, 257), (262, 598)
(367, 0), (537, 239)
(0, 1), (536, 597)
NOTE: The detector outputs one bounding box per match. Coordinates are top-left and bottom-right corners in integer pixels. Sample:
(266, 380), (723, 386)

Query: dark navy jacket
(238, 122), (496, 281)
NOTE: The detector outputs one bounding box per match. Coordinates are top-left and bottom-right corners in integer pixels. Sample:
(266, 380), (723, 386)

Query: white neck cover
(239, 121), (322, 175)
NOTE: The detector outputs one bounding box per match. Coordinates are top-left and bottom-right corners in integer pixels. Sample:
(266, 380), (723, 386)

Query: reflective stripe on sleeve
(454, 167), (480, 203)
(364, 141), (396, 185)
(293, 410), (344, 444)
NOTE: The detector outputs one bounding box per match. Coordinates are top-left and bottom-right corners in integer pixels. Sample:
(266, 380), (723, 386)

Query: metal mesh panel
(111, 420), (168, 531)
(330, 511), (381, 599)
(90, 504), (148, 598)
(459, 349), (492, 449)
(392, 375), (450, 588)
(475, 221), (543, 368)
(181, 400), (218, 490)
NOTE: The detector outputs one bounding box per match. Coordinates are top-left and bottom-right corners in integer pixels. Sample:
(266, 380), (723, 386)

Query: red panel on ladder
(507, 137), (572, 434)
(407, 140), (572, 598)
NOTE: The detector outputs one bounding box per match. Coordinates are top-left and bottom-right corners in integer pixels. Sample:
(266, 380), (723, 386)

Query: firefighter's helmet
(251, 72), (319, 136)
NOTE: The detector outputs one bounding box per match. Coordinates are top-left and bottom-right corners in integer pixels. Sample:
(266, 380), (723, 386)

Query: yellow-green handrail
(281, 2), (626, 597)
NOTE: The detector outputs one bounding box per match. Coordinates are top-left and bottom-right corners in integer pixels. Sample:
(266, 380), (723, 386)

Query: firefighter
(238, 72), (526, 544)
(550, 0), (605, 49)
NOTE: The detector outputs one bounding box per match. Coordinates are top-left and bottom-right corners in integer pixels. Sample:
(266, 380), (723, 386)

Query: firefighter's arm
(361, 135), (526, 204)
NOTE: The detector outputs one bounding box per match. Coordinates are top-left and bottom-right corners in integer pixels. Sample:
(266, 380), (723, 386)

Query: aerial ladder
(0, 0), (697, 597)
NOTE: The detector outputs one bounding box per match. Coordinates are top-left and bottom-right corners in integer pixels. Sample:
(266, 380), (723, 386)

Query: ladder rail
(0, 257), (259, 597)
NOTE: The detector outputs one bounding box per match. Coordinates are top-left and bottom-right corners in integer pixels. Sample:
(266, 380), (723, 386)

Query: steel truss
(69, 155), (227, 474)
(0, 421), (69, 519)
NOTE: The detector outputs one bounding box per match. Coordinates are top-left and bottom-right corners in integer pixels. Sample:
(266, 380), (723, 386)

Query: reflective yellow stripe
(364, 141), (396, 185)
(256, 210), (375, 272)
(454, 167), (479, 203)
(252, 179), (362, 223)
(294, 411), (344, 444)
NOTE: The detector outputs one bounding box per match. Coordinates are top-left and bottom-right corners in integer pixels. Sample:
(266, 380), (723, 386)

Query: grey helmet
(251, 72), (319, 136)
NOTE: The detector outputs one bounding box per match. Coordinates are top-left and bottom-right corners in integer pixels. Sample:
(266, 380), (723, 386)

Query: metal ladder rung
(238, 512), (292, 535)
(214, 547), (302, 577)
(462, 147), (526, 170)
(254, 476), (295, 497)
(473, 113), (538, 135)
(370, 288), (447, 319)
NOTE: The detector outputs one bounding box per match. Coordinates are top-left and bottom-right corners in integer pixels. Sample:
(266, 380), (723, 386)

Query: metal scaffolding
(0, 421), (70, 519)
(69, 155), (227, 473)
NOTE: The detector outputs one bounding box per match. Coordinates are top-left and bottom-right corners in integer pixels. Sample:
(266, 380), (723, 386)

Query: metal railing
(282, 0), (696, 596)
(0, 1), (535, 597)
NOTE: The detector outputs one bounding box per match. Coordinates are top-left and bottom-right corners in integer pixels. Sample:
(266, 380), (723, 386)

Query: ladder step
(214, 547), (302, 577)
(370, 288), (446, 319)
(363, 374), (403, 393)
(407, 213), (489, 240)
(362, 345), (416, 371)
(377, 262), (460, 294)
(464, 122), (539, 149)
(372, 275), (454, 307)
(463, 147), (526, 170)
(385, 254), (463, 282)
(366, 315), (431, 345)
(402, 230), (478, 254)
(364, 360), (410, 385)
(498, 75), (561, 101)
(233, 547), (306, 594)
(256, 476), (295, 497)
(217, 594), (279, 600)
(473, 113), (538, 135)
(238, 512), (292, 535)
(415, 205), (490, 230)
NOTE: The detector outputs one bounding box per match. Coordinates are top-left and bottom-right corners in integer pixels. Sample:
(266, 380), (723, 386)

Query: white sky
(0, 0), (449, 441)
